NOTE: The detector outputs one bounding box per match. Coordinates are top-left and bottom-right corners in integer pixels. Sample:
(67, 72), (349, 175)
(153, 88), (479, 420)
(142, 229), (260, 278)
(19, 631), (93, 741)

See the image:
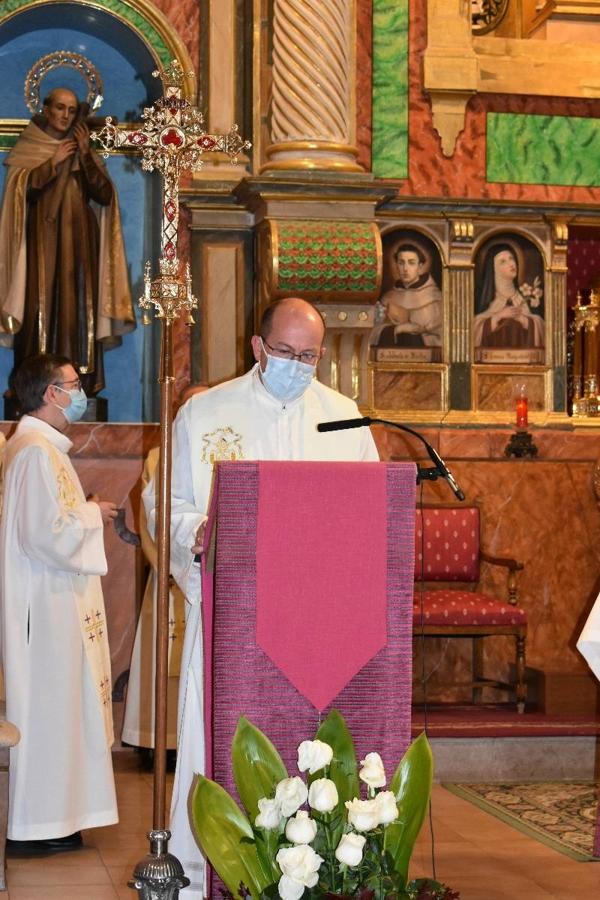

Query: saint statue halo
(24, 50), (104, 115)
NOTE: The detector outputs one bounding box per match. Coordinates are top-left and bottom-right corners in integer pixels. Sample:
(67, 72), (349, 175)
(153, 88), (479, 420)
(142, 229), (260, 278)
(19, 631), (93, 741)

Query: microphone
(317, 417), (370, 432)
(317, 416), (465, 501)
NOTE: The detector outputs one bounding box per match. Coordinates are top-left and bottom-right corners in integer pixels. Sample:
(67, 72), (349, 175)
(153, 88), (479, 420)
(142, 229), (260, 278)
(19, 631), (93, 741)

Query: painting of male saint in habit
(371, 232), (443, 363)
(0, 86), (135, 398)
(474, 236), (545, 365)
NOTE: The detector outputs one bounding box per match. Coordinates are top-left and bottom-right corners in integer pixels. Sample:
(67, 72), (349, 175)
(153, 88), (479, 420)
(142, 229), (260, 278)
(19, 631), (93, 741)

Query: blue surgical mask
(54, 386), (88, 423)
(259, 341), (315, 403)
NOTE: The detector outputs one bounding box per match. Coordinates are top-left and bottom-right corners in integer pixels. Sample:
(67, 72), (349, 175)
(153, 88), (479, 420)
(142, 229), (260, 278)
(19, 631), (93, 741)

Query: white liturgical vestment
(144, 366), (379, 898)
(122, 447), (185, 749)
(0, 416), (117, 840)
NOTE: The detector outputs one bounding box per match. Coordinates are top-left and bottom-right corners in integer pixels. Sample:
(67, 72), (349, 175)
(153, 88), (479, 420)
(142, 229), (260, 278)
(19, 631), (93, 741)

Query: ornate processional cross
(93, 60), (250, 900)
(94, 59), (250, 325)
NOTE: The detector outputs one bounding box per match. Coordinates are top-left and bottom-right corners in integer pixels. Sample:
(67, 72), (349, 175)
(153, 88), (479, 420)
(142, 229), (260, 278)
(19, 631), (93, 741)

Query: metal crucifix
(93, 58), (250, 899)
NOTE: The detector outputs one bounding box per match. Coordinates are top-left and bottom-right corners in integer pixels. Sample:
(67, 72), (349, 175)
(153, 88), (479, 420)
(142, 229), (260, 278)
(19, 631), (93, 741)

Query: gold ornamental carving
(425, 0), (600, 156)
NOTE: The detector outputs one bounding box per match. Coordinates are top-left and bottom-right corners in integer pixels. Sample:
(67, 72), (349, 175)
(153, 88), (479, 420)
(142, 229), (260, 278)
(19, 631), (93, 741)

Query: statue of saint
(0, 87), (135, 396)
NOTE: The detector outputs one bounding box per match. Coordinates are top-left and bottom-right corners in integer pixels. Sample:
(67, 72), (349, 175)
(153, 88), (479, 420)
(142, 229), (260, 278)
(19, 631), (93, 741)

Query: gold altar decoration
(425, 0), (600, 156)
(93, 58), (250, 899)
(572, 290), (600, 417)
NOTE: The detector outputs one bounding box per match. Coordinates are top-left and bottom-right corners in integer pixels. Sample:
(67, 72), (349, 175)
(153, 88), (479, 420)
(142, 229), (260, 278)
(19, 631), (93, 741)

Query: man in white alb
(145, 297), (379, 897)
(0, 353), (118, 854)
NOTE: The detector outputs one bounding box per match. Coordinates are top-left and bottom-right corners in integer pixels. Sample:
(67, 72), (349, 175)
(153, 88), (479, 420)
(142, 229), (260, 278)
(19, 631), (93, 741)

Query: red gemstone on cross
(197, 136), (217, 150)
(165, 241), (176, 260)
(128, 132), (148, 145)
(165, 200), (176, 221)
(162, 128), (184, 148)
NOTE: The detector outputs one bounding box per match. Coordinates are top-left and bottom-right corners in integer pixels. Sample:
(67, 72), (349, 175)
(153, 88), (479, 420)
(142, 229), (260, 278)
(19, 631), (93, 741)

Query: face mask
(54, 386), (88, 423)
(259, 340), (315, 403)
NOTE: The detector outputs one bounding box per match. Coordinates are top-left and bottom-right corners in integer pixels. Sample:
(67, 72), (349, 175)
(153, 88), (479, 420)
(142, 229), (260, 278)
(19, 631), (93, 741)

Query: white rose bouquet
(193, 710), (458, 900)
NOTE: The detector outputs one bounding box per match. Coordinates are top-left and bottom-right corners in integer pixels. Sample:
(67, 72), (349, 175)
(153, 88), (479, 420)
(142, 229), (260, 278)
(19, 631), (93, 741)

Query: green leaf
(191, 775), (271, 898)
(384, 732), (434, 884)
(232, 717), (288, 822)
(313, 709), (360, 846)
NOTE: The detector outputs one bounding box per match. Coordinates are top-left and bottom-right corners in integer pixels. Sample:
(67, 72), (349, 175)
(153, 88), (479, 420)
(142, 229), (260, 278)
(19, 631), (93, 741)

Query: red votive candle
(516, 394), (528, 429)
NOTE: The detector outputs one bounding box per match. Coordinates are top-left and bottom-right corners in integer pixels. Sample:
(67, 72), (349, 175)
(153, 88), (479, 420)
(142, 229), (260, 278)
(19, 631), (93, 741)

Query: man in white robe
(122, 387), (207, 759)
(121, 445), (186, 756)
(0, 353), (118, 852)
(145, 298), (379, 897)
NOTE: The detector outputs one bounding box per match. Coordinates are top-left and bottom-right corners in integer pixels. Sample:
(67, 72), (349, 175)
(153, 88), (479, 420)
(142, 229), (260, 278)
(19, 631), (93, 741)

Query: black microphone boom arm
(316, 416), (465, 501)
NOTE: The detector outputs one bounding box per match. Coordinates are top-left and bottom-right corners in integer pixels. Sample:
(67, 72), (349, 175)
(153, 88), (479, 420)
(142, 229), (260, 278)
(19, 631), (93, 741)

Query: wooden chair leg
(515, 632), (527, 714)
(472, 637), (484, 704)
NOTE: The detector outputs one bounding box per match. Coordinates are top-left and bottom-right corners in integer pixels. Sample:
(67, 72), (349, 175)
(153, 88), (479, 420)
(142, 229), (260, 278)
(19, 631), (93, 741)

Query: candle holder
(572, 291), (600, 418)
(505, 386), (538, 458)
(504, 430), (538, 459)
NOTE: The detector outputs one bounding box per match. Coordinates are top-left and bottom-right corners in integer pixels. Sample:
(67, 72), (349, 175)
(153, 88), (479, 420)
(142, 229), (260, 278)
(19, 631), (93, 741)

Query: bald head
(251, 297), (326, 370)
(260, 298), (325, 343)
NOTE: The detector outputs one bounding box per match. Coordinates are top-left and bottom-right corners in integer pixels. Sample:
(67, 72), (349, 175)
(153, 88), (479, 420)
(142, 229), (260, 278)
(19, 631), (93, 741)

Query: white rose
(374, 790), (398, 826)
(255, 796), (281, 830)
(285, 810), (318, 845)
(276, 845), (323, 896)
(278, 874), (306, 900)
(275, 777), (309, 817)
(345, 797), (380, 832)
(359, 752), (386, 789)
(308, 778), (339, 813)
(335, 832), (367, 867)
(297, 739), (333, 774)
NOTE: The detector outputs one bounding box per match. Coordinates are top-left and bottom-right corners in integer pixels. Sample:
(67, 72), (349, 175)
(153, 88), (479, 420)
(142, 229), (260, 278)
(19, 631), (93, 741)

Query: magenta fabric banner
(256, 462), (388, 711)
(203, 460), (416, 809)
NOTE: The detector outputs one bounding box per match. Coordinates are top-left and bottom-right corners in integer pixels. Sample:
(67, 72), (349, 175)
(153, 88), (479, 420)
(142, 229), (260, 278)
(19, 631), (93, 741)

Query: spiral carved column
(263, 0), (362, 172)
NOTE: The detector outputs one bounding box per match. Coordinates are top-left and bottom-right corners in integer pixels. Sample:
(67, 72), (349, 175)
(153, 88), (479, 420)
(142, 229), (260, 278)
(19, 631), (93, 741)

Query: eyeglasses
(55, 378), (82, 391)
(262, 338), (320, 366)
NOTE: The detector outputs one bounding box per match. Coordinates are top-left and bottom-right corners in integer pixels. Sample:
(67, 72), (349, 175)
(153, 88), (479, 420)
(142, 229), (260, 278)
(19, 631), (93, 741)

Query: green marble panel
(0, 135), (18, 151)
(372, 0), (408, 179)
(487, 112), (600, 186)
(0, 0), (170, 66)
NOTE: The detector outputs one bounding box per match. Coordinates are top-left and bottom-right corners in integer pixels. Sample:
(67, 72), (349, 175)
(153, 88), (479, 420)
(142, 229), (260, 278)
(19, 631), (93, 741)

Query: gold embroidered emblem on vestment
(57, 467), (79, 509)
(83, 608), (105, 644)
(99, 676), (111, 706)
(201, 427), (244, 463)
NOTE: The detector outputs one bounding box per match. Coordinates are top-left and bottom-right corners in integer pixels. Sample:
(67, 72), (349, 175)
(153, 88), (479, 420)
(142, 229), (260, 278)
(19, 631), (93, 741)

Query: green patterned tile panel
(487, 112), (600, 186)
(0, 0), (170, 67)
(276, 222), (380, 296)
(372, 0), (408, 179)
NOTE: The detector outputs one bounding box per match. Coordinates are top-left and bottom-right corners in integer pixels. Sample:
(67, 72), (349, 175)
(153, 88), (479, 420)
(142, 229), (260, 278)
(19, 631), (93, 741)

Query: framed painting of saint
(371, 230), (443, 363)
(474, 235), (545, 365)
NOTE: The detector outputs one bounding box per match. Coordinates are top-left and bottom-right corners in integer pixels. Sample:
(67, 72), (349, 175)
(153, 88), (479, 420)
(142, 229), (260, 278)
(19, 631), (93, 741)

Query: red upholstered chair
(413, 506), (527, 712)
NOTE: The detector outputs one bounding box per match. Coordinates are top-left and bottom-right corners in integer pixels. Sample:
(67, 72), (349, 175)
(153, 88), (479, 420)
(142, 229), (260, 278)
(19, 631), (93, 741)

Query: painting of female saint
(371, 231), (443, 363)
(474, 237), (545, 365)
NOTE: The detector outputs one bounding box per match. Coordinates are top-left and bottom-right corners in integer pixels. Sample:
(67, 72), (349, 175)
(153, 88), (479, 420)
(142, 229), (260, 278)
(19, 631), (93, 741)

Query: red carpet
(411, 704), (600, 738)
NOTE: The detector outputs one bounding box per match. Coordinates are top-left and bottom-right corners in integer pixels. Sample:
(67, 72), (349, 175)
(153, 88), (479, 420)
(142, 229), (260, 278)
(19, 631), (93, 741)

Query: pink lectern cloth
(256, 462), (388, 711)
(202, 460), (416, 801)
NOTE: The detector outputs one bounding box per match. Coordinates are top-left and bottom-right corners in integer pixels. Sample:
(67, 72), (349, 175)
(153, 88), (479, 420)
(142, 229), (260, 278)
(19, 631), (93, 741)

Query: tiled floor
(2, 750), (599, 899)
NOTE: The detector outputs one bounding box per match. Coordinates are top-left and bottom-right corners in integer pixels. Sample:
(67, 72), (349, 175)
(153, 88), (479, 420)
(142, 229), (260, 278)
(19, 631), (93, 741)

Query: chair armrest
(480, 551), (524, 606)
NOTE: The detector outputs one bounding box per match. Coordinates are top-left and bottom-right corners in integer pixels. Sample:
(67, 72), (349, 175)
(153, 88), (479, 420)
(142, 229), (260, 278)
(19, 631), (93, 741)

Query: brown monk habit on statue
(0, 88), (135, 396)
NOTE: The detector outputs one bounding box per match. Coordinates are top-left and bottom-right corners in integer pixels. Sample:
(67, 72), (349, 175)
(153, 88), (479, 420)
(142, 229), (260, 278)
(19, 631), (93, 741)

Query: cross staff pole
(93, 59), (250, 899)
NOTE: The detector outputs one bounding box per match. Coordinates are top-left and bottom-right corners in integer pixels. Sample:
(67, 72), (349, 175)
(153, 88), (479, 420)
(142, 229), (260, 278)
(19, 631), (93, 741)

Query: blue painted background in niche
(0, 4), (164, 421)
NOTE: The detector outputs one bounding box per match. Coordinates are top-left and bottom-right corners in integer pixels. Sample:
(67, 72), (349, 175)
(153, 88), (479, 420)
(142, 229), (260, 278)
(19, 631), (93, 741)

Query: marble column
(263, 0), (363, 172)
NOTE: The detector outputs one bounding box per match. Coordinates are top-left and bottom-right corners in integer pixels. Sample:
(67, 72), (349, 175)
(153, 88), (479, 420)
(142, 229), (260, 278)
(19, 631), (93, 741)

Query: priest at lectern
(144, 297), (379, 898)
